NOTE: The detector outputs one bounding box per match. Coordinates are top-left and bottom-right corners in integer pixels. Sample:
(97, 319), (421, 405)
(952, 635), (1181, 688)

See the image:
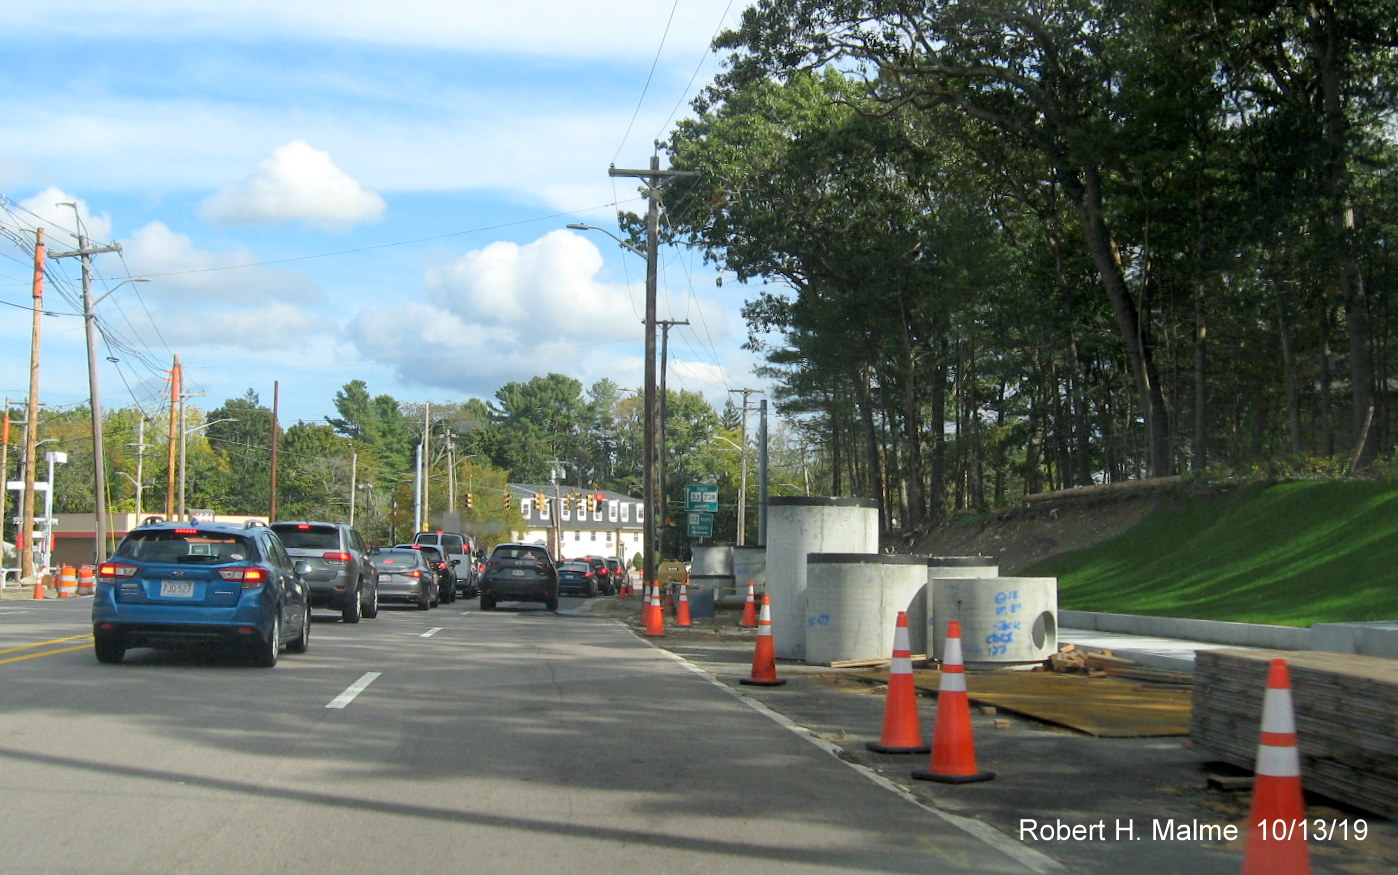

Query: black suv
(270, 521), (379, 623)
(480, 542), (558, 611)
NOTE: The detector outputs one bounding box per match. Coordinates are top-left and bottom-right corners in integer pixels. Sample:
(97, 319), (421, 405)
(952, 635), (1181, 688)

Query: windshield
(116, 530), (254, 564)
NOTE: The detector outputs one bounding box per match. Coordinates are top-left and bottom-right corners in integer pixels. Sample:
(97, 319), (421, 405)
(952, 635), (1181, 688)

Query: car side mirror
(450, 559), (460, 566)
(294, 559), (312, 576)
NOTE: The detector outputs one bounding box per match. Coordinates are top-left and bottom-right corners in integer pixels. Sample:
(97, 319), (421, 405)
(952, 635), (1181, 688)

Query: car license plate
(510, 568), (526, 577)
(160, 580), (196, 598)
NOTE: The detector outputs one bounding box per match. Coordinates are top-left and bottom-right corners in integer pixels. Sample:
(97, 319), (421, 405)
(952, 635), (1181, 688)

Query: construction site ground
(579, 595), (1398, 874)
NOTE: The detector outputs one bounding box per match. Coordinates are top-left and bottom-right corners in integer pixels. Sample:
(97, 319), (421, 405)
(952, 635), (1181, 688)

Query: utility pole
(655, 318), (689, 559)
(269, 381), (280, 520)
(609, 156), (698, 585)
(758, 399), (769, 546)
(728, 388), (764, 546)
(165, 356), (181, 518)
(20, 229), (45, 581)
(130, 417), (147, 516)
(422, 403), (431, 530)
(1, 399), (9, 568)
(50, 207), (122, 561)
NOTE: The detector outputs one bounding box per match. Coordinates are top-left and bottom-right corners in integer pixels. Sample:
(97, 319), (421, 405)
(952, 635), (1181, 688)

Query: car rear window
(272, 524), (340, 550)
(370, 550), (424, 570)
(492, 546), (548, 563)
(117, 531), (254, 564)
(559, 562), (590, 572)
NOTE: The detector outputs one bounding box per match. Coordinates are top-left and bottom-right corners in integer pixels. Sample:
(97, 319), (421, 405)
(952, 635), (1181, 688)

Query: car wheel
(287, 604), (310, 653)
(94, 635), (125, 664)
(418, 589), (431, 610)
(253, 615), (281, 667)
(363, 585), (379, 619)
(480, 594), (495, 611)
(546, 594), (559, 612)
(342, 583), (363, 624)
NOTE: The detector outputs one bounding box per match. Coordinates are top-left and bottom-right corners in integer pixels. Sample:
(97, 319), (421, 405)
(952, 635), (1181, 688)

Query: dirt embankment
(913, 491), (1162, 573)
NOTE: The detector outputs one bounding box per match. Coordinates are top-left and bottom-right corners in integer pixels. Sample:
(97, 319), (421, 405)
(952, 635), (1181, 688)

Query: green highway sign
(687, 511), (714, 538)
(685, 484), (719, 513)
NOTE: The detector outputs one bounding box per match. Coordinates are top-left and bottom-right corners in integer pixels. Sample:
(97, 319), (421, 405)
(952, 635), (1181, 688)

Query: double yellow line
(0, 634), (94, 665)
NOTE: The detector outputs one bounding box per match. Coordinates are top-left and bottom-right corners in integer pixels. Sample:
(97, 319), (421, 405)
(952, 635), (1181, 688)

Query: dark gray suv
(270, 521), (379, 623)
(480, 542), (557, 612)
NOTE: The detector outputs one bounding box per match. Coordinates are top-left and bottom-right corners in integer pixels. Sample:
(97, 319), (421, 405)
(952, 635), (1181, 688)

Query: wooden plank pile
(1192, 648), (1398, 819)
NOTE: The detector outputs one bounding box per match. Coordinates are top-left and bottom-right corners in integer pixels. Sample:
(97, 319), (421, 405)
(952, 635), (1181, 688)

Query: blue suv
(92, 517), (311, 667)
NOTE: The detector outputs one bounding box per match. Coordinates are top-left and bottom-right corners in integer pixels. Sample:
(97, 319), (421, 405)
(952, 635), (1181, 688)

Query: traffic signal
(586, 494), (596, 513)
(465, 492), (474, 510)
(502, 492), (512, 511)
(533, 492), (546, 512)
(573, 493), (585, 512)
(594, 492), (606, 513)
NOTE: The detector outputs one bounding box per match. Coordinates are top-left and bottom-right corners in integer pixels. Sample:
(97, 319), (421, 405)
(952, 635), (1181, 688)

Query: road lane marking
(645, 636), (1066, 874)
(326, 671), (381, 709)
(0, 643), (95, 665)
(0, 633), (94, 657)
(420, 627), (443, 638)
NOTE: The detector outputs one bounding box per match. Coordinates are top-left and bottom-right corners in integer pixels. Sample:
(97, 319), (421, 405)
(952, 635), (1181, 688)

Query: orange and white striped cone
(1242, 658), (1311, 875)
(58, 564), (78, 599)
(912, 620), (994, 783)
(675, 581), (693, 627)
(33, 574), (48, 600)
(740, 594), (786, 687)
(644, 582), (665, 637)
(738, 581), (758, 628)
(77, 565), (96, 596)
(867, 611), (930, 754)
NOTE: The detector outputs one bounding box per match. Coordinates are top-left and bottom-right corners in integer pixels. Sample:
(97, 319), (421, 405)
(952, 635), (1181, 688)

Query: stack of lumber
(1192, 649), (1398, 819)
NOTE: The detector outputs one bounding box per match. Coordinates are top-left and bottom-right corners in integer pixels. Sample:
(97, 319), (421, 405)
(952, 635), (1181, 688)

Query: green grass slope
(1025, 480), (1398, 626)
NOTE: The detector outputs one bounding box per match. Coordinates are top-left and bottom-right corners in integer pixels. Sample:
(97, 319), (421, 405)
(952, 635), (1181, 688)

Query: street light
(179, 418), (236, 519)
(569, 220), (659, 582)
(41, 450), (68, 572)
(82, 276), (150, 560)
(710, 435), (749, 545)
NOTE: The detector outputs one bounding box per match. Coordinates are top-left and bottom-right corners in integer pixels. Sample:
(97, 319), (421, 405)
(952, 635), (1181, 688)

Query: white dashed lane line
(420, 627), (443, 638)
(326, 671), (382, 709)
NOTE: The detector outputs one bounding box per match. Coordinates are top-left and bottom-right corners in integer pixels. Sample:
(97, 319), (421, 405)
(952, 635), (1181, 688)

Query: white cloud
(426, 230), (640, 339)
(121, 221), (323, 304)
(157, 301), (319, 351)
(201, 140), (386, 230)
(16, 187), (113, 250)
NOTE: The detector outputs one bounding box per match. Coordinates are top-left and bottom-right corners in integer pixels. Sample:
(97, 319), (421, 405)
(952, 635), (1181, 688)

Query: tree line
(657, 0), (1398, 535)
(4, 375), (799, 552)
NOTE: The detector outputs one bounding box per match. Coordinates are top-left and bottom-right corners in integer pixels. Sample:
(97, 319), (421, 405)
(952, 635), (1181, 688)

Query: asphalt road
(0, 596), (1050, 874)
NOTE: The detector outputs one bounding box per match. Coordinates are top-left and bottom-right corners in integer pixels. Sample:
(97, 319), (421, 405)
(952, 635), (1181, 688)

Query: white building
(505, 484), (644, 565)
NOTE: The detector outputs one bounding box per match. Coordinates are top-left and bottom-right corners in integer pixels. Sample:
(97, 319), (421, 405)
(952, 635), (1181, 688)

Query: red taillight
(583, 572), (592, 577)
(297, 524), (312, 530)
(99, 562), (138, 579)
(407, 570), (422, 578)
(218, 567), (268, 588)
(322, 551), (351, 563)
(175, 528), (198, 535)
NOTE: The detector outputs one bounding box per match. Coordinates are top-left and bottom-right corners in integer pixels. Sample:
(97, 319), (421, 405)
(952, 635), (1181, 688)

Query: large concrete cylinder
(688, 544), (734, 600)
(922, 557), (999, 656)
(805, 554), (927, 665)
(730, 545), (766, 601)
(931, 576), (1058, 667)
(766, 497), (879, 660)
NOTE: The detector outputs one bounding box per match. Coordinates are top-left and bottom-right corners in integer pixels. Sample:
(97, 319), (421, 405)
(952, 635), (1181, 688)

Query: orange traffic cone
(77, 565), (96, 596)
(867, 611), (930, 754)
(1242, 658), (1311, 875)
(738, 580), (758, 627)
(33, 574), (47, 599)
(675, 581), (693, 627)
(644, 582), (665, 637)
(912, 620), (994, 783)
(740, 594), (786, 687)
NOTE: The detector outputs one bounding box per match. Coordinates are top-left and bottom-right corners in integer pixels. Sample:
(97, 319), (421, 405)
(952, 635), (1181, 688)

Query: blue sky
(0, 1), (767, 428)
